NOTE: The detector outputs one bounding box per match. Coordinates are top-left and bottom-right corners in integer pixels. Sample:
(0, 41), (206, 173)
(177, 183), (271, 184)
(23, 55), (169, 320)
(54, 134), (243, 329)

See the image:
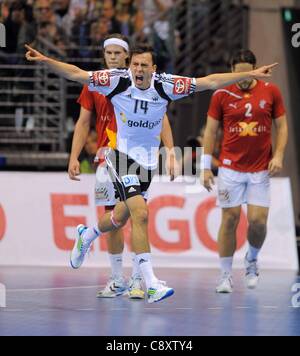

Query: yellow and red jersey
(77, 85), (117, 151)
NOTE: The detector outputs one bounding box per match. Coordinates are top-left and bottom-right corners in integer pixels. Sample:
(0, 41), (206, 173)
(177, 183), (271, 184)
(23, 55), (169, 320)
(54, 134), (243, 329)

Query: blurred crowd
(0, 0), (175, 69)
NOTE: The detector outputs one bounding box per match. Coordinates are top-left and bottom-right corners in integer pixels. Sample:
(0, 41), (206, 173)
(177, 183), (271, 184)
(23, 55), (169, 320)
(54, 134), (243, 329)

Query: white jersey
(88, 69), (196, 169)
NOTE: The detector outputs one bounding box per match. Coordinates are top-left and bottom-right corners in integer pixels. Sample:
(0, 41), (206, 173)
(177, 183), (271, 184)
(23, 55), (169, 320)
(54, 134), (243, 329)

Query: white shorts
(95, 164), (118, 207)
(217, 167), (271, 209)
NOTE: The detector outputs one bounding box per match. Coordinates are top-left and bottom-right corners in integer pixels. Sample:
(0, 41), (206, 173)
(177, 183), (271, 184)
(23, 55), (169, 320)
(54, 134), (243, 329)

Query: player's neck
(237, 79), (258, 92)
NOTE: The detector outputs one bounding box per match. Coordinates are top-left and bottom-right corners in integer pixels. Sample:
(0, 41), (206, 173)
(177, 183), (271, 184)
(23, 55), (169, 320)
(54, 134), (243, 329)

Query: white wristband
(201, 154), (212, 170)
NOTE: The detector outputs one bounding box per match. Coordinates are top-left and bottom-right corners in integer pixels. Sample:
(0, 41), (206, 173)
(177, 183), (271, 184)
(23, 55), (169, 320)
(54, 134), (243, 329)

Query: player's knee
(112, 214), (127, 229)
(248, 219), (267, 236)
(131, 208), (149, 225)
(222, 211), (240, 231)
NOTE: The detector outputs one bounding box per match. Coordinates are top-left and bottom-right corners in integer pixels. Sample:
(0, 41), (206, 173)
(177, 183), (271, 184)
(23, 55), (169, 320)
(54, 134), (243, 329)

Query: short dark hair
(130, 44), (157, 65)
(231, 49), (257, 67)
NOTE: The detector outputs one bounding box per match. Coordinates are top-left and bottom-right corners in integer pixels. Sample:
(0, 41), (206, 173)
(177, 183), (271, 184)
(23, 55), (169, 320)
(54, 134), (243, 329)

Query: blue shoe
(245, 254), (259, 289)
(70, 224), (91, 269)
(148, 281), (174, 304)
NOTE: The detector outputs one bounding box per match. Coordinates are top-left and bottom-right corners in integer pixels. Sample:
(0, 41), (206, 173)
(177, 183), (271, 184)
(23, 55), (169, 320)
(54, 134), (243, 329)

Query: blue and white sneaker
(70, 224), (91, 269)
(96, 277), (128, 298)
(245, 255), (259, 289)
(147, 281), (174, 304)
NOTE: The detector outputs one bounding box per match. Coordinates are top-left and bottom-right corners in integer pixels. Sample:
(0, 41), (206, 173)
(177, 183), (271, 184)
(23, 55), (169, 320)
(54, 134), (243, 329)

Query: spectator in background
(140, 0), (173, 29)
(115, 0), (143, 37)
(33, 0), (56, 27)
(2, 1), (29, 55)
(0, 1), (10, 23)
(101, 0), (122, 34)
(52, 0), (97, 38)
(17, 2), (35, 53)
(52, 0), (72, 36)
(88, 17), (110, 58)
(139, 0), (174, 72)
(80, 130), (98, 174)
(33, 0), (68, 52)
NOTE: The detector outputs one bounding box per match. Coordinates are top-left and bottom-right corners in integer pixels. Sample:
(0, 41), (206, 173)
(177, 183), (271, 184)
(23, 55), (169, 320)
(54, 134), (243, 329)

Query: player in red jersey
(202, 50), (288, 293)
(68, 34), (178, 299)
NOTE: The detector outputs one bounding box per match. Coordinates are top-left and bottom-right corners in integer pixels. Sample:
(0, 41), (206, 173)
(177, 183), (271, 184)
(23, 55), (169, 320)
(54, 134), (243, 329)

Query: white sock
(135, 253), (158, 290)
(109, 253), (123, 280)
(247, 245), (260, 262)
(220, 257), (233, 275)
(131, 253), (141, 279)
(82, 224), (101, 245)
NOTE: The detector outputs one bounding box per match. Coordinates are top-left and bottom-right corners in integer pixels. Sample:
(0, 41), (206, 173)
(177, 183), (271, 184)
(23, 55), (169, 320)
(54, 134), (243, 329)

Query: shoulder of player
(259, 80), (281, 92)
(92, 68), (130, 78)
(212, 84), (242, 100)
(109, 68), (130, 78)
(154, 72), (174, 84)
(154, 73), (196, 84)
(81, 84), (106, 100)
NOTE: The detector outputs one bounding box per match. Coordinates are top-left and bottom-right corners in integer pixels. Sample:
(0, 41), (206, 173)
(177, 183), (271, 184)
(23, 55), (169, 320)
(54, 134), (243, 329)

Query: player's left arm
(161, 115), (180, 181)
(269, 115), (288, 176)
(195, 63), (278, 92)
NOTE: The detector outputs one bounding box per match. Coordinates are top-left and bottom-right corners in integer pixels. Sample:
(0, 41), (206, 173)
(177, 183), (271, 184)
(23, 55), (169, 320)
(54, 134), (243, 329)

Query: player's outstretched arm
(25, 44), (90, 85)
(195, 63), (279, 92)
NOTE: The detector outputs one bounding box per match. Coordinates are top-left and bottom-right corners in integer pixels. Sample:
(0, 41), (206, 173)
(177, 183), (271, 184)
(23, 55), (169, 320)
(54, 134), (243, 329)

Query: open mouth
(135, 76), (144, 85)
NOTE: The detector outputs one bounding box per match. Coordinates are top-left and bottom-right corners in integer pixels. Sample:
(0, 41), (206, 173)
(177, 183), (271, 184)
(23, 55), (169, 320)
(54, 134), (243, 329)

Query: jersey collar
(128, 69), (156, 91)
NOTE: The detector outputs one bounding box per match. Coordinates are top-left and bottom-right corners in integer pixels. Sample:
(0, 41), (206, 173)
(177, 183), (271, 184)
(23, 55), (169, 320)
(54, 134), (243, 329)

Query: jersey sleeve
(207, 91), (223, 120)
(157, 73), (197, 101)
(77, 85), (94, 112)
(271, 84), (286, 119)
(88, 69), (128, 96)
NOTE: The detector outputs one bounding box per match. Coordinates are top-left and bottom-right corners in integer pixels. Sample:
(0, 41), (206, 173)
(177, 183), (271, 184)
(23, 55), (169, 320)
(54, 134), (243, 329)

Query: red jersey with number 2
(77, 85), (117, 149)
(207, 80), (286, 173)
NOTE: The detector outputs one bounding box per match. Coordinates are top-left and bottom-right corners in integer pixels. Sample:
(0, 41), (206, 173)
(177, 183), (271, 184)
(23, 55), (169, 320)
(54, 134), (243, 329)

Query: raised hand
(25, 44), (48, 62)
(250, 63), (279, 79)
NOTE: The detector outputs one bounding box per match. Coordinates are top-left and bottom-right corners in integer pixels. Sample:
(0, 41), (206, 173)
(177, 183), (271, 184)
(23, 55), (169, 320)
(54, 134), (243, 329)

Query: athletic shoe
(96, 277), (128, 298)
(216, 273), (233, 294)
(245, 255), (259, 289)
(70, 224), (91, 269)
(128, 276), (145, 300)
(147, 281), (174, 304)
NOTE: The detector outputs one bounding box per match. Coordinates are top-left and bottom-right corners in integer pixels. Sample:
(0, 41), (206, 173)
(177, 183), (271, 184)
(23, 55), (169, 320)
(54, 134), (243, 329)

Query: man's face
(104, 44), (128, 69)
(90, 20), (109, 42)
(130, 53), (157, 90)
(34, 0), (53, 23)
(233, 62), (256, 90)
(102, 0), (114, 20)
(11, 8), (24, 23)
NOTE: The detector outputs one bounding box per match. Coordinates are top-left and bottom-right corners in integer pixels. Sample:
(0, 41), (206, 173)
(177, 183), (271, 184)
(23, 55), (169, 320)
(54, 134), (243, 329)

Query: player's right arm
(195, 63), (278, 92)
(201, 117), (221, 192)
(25, 44), (90, 84)
(68, 107), (92, 181)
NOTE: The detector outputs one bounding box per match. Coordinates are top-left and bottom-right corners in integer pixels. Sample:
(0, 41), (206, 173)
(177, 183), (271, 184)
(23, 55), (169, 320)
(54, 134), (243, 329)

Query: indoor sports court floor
(0, 267), (299, 336)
